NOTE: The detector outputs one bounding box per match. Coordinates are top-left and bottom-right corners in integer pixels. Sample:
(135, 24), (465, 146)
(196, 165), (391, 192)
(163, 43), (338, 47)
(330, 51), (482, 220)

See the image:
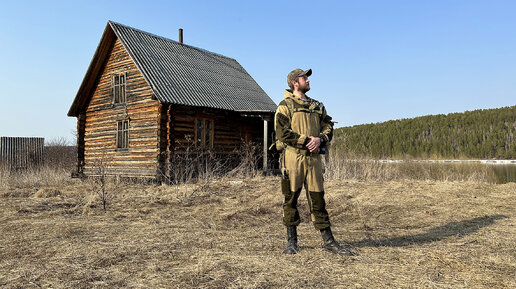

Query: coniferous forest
(332, 105), (516, 159)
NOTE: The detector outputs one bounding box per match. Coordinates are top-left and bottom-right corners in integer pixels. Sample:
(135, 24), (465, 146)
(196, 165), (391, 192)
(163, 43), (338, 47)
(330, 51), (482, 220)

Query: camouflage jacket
(274, 89), (333, 150)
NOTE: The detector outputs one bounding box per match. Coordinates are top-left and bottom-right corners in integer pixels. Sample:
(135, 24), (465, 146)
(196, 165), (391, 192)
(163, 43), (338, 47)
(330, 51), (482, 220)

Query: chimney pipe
(179, 28), (183, 44)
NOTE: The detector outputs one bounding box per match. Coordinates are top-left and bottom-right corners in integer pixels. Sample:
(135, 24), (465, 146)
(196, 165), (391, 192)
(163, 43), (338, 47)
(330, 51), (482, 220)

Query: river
(491, 164), (516, 183)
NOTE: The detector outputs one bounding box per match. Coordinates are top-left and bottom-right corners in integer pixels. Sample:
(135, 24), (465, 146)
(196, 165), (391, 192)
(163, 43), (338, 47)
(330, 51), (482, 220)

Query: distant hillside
(333, 106), (516, 159)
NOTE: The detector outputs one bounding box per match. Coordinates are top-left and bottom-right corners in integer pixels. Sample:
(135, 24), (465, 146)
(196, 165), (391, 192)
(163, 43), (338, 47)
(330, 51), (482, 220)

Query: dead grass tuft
(33, 188), (62, 198)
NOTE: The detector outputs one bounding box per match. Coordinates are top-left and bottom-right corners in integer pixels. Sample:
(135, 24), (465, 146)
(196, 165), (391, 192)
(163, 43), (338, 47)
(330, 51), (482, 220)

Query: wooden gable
(81, 38), (161, 177)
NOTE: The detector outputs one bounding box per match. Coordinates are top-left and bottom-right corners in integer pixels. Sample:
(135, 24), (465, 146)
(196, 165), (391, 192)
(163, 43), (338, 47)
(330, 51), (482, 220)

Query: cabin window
(112, 73), (127, 104)
(195, 118), (214, 148)
(116, 120), (129, 149)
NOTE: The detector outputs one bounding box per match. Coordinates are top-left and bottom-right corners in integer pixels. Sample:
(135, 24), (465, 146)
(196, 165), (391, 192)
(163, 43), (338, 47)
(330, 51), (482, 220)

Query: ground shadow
(349, 214), (508, 248)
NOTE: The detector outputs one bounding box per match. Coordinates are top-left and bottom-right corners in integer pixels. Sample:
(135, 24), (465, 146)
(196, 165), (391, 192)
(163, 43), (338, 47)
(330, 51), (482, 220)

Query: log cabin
(68, 21), (277, 180)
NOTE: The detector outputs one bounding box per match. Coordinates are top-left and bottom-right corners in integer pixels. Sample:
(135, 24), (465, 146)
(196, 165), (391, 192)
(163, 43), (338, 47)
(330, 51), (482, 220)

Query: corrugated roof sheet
(109, 21), (276, 112)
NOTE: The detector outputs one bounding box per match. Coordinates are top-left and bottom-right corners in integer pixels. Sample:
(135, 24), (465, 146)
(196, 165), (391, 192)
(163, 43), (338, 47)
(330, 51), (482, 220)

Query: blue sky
(1, 0), (515, 142)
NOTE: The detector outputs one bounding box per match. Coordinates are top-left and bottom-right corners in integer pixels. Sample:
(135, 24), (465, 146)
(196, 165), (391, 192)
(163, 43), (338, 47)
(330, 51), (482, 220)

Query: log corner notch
(72, 113), (86, 178)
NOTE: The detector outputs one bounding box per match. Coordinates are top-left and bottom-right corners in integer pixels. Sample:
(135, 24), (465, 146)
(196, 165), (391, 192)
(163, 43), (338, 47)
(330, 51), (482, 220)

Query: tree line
(332, 105), (516, 159)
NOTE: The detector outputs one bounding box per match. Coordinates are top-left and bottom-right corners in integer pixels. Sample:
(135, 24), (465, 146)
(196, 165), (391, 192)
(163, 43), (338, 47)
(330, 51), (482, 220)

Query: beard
(299, 83), (310, 93)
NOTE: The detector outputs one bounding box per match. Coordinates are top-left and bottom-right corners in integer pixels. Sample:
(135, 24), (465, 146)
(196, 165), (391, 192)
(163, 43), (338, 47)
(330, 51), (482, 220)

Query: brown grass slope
(0, 173), (514, 288)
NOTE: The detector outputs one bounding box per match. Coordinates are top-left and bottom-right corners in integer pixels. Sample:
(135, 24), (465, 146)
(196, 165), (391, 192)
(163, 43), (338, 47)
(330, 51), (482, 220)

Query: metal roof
(110, 21), (276, 112)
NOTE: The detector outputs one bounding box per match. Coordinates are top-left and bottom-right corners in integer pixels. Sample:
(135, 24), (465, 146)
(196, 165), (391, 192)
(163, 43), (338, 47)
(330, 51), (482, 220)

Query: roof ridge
(107, 20), (236, 62)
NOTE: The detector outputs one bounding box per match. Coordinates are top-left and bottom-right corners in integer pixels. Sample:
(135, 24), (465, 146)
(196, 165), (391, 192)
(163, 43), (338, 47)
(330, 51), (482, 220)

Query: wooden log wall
(169, 105), (269, 169)
(0, 137), (44, 170)
(81, 38), (160, 177)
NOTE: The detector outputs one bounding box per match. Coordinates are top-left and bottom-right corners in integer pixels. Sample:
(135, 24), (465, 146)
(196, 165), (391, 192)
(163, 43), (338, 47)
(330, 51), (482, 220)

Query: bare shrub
(158, 137), (228, 202)
(44, 137), (76, 170)
(89, 153), (112, 211)
(157, 138), (264, 202)
(227, 140), (263, 178)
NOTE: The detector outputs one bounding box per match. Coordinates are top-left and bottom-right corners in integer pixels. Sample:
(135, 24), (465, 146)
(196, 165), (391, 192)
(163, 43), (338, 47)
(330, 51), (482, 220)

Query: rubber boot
(320, 227), (355, 256)
(283, 226), (299, 254)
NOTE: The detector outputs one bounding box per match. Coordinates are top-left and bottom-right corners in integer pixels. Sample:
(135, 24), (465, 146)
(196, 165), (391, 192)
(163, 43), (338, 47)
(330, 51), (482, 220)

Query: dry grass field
(0, 166), (515, 288)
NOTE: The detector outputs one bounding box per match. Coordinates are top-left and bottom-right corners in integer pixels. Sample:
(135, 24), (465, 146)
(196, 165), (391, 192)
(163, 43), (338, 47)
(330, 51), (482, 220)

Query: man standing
(274, 68), (354, 255)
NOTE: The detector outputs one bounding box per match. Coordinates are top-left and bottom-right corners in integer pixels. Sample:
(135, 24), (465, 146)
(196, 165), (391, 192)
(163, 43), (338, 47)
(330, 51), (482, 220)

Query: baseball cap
(287, 68), (312, 87)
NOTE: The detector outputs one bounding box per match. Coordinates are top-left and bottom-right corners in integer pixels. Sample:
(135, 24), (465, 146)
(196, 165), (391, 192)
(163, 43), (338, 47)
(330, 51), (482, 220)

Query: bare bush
(158, 137), (228, 201)
(157, 138), (264, 201)
(44, 137), (76, 170)
(88, 152), (114, 211)
(227, 140), (263, 178)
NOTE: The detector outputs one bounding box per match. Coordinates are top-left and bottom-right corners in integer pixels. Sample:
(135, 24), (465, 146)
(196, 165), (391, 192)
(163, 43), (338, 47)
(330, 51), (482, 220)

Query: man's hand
(306, 136), (321, 153)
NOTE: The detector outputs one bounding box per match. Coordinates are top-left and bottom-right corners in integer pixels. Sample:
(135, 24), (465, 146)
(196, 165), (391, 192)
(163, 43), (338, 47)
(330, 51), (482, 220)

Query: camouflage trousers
(281, 146), (330, 230)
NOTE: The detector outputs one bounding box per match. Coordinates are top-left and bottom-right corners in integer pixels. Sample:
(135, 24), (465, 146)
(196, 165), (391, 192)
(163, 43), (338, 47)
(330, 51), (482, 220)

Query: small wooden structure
(68, 21), (277, 180)
(0, 137), (44, 170)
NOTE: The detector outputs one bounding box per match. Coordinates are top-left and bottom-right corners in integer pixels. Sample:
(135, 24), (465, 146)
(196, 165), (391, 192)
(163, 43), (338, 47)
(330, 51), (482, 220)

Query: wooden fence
(0, 137), (44, 170)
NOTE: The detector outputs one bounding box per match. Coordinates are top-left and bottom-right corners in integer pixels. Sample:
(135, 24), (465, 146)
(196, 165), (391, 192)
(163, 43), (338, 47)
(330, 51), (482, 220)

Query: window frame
(194, 117), (214, 148)
(112, 72), (127, 105)
(116, 120), (129, 150)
